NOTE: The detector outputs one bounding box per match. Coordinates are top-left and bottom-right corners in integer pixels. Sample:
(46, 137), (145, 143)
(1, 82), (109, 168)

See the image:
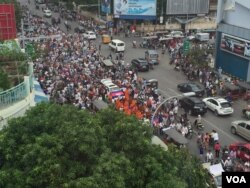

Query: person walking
(206, 149), (214, 163)
(214, 142), (221, 158)
(199, 144), (205, 162)
(211, 130), (219, 146)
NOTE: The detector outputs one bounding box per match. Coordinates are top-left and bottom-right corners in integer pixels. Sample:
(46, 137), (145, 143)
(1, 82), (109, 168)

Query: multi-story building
(216, 0), (250, 81)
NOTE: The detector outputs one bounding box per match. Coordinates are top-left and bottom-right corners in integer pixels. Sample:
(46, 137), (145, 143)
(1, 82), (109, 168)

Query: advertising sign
(166, 0), (209, 15)
(101, 0), (111, 14)
(0, 4), (17, 40)
(114, 0), (156, 19)
(220, 33), (250, 59)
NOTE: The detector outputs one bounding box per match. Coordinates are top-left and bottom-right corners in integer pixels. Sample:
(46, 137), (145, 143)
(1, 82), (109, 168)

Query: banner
(220, 33), (250, 59)
(101, 0), (111, 14)
(114, 0), (156, 18)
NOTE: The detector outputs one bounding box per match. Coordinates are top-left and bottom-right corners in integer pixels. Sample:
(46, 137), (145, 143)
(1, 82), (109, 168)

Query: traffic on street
(20, 0), (250, 174)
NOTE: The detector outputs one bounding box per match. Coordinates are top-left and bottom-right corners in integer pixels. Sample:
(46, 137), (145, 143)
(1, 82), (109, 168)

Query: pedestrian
(199, 144), (204, 161)
(206, 149), (214, 163)
(218, 67), (222, 79)
(99, 43), (101, 51)
(214, 142), (221, 158)
(203, 132), (210, 151)
(229, 148), (237, 162)
(211, 130), (219, 145)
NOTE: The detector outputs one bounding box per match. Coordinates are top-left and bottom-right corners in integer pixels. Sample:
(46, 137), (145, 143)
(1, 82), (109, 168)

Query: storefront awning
(175, 17), (198, 24)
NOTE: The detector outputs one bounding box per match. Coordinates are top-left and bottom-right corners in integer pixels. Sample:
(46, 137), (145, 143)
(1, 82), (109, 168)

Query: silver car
(231, 120), (250, 141)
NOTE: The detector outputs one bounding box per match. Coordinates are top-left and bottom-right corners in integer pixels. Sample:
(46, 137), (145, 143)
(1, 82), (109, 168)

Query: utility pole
(21, 19), (25, 49)
(98, 0), (100, 20)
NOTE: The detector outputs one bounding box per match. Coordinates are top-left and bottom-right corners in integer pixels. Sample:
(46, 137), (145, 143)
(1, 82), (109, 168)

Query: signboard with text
(220, 33), (250, 60)
(113, 0), (156, 20)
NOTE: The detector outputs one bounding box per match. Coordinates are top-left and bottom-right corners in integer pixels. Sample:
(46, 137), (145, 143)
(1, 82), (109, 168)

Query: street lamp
(151, 92), (196, 127)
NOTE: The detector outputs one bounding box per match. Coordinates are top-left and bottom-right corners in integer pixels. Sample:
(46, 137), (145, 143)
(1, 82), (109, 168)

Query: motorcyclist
(194, 114), (203, 129)
(132, 40), (137, 48)
(222, 157), (233, 171)
(242, 105), (250, 118)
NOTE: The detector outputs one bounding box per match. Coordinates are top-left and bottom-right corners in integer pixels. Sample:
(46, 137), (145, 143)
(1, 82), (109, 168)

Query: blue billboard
(101, 0), (111, 14)
(114, 0), (156, 20)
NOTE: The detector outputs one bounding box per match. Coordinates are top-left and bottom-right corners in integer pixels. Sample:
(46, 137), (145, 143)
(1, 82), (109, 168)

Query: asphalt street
(22, 0), (247, 157)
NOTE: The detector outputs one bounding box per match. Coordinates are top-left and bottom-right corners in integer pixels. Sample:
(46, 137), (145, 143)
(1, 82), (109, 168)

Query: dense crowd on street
(21, 3), (249, 172)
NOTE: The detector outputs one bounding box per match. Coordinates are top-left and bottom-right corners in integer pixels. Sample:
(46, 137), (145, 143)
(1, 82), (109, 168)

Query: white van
(109, 39), (125, 52)
(195, 33), (210, 42)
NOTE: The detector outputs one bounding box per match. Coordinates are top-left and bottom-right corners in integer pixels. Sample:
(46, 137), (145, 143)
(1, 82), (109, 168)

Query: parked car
(177, 83), (204, 97)
(83, 31), (96, 40)
(229, 142), (250, 161)
(231, 120), (250, 141)
(43, 9), (52, 17)
(131, 58), (149, 72)
(74, 26), (85, 33)
(202, 97), (234, 116)
(179, 97), (207, 116)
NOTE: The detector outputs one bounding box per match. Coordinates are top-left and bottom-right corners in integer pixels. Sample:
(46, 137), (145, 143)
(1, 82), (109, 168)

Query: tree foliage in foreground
(0, 103), (212, 188)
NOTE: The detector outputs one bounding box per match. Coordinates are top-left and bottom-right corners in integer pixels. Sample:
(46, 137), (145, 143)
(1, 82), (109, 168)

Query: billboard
(166, 0), (209, 15)
(101, 0), (111, 14)
(114, 0), (156, 20)
(220, 33), (250, 60)
(0, 4), (17, 40)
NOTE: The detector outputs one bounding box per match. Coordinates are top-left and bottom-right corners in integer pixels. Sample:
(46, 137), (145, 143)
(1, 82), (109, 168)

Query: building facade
(215, 0), (250, 81)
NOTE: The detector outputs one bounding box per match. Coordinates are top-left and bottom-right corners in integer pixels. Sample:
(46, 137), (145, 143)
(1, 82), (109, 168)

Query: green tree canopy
(0, 68), (11, 90)
(0, 103), (213, 187)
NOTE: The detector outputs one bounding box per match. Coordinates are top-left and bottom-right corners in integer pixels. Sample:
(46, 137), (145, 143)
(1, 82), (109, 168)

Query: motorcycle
(174, 64), (180, 71)
(193, 119), (204, 131)
(132, 41), (137, 48)
(186, 123), (193, 139)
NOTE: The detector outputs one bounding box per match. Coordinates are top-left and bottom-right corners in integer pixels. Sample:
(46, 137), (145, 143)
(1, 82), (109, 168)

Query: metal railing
(0, 81), (28, 108)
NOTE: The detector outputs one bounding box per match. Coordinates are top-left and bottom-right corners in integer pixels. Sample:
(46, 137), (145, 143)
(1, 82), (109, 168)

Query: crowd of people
(22, 5), (163, 121)
(22, 3), (249, 172)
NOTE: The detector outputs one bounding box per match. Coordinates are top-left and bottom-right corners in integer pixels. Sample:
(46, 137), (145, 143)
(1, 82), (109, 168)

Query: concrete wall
(0, 76), (35, 130)
(0, 92), (34, 130)
(224, 3), (250, 30)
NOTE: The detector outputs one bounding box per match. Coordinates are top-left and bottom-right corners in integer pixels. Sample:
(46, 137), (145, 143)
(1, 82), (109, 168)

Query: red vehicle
(229, 142), (250, 162)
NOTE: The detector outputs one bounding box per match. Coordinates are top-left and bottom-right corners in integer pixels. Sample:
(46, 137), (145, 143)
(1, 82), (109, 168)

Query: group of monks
(112, 88), (152, 120)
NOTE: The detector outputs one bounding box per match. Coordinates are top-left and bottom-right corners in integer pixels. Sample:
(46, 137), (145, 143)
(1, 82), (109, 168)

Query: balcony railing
(0, 81), (28, 108)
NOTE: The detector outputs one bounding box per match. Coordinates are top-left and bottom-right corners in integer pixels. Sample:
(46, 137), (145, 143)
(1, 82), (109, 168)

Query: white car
(231, 120), (250, 141)
(44, 9), (52, 17)
(202, 97), (234, 116)
(83, 31), (96, 40)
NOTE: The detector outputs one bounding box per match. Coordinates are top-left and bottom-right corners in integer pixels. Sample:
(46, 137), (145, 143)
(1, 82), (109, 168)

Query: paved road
(22, 0), (247, 157)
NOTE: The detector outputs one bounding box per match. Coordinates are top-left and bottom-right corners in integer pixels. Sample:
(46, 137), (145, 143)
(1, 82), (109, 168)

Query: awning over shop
(175, 17), (198, 24)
